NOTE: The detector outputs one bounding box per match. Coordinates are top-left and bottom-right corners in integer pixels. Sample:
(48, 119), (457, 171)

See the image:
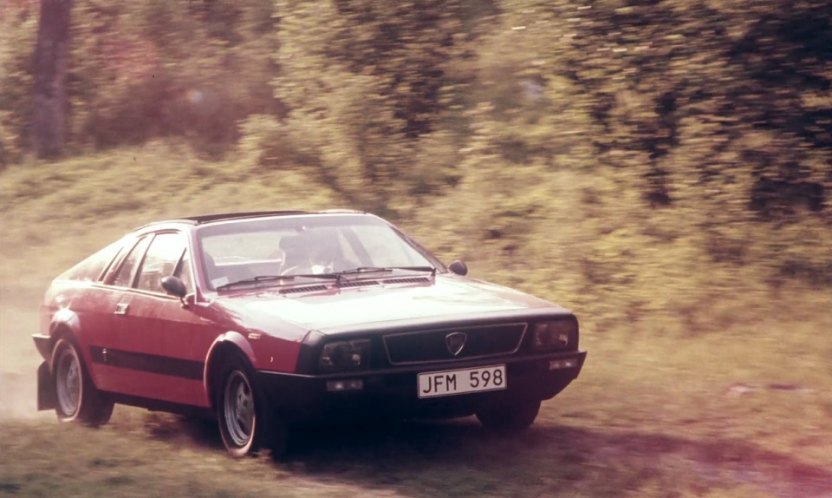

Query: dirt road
(0, 286), (48, 420)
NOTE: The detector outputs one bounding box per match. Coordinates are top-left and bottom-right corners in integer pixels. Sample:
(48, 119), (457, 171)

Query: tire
(215, 355), (285, 458)
(52, 338), (114, 426)
(476, 399), (541, 432)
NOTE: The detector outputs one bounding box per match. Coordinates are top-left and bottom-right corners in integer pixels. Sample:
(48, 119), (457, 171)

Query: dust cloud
(0, 286), (50, 420)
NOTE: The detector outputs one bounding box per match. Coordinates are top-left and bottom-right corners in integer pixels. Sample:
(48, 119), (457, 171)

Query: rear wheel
(476, 399), (540, 432)
(52, 338), (113, 426)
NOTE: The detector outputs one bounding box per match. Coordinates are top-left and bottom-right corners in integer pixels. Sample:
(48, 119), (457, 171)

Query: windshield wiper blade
(336, 267), (392, 275)
(337, 266), (436, 276)
(216, 267), (435, 291)
(285, 273), (339, 280)
(386, 266), (436, 274)
(332, 266), (436, 285)
(215, 274), (337, 291)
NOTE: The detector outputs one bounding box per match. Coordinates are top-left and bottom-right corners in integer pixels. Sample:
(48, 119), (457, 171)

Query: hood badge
(445, 332), (467, 356)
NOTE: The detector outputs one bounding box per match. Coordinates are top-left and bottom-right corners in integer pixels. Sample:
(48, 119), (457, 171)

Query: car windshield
(196, 214), (439, 290)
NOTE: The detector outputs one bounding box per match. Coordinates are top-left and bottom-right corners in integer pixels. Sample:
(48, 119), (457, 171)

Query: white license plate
(417, 364), (507, 399)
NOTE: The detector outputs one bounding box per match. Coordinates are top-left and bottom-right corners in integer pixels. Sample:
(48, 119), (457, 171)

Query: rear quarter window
(58, 240), (124, 282)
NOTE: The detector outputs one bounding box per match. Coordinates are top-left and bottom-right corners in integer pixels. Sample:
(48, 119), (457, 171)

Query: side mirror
(448, 260), (468, 276)
(161, 276), (187, 298)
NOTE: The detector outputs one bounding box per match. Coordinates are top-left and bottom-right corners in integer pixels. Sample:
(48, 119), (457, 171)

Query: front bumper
(256, 350), (586, 422)
(33, 334), (52, 361)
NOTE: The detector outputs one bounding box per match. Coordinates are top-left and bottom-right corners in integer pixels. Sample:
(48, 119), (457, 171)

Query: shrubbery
(1, 0), (830, 327)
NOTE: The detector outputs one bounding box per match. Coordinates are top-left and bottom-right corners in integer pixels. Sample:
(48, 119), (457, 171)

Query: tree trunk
(31, 0), (74, 158)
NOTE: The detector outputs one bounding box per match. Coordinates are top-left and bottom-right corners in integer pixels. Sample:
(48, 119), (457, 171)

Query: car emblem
(445, 332), (467, 356)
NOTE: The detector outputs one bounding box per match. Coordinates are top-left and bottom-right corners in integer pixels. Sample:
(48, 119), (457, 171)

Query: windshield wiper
(334, 266), (436, 286)
(216, 267), (435, 291)
(338, 266), (435, 275)
(215, 274), (338, 291)
(334, 266), (436, 282)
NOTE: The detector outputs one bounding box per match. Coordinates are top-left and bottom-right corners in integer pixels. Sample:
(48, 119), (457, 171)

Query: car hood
(214, 275), (568, 336)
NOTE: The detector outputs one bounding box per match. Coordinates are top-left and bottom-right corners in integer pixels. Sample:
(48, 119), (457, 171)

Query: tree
(263, 0), (464, 214)
(31, 0), (74, 158)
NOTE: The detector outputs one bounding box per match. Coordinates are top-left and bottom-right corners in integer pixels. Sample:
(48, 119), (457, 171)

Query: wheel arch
(47, 309), (106, 384)
(204, 331), (257, 410)
(47, 322), (110, 392)
(47, 309), (83, 368)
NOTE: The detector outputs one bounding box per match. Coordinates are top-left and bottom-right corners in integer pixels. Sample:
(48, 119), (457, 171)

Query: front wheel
(476, 399), (541, 432)
(52, 338), (113, 426)
(215, 356), (285, 458)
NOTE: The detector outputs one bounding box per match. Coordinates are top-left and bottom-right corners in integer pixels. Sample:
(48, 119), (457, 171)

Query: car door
(101, 231), (216, 408)
(85, 234), (152, 394)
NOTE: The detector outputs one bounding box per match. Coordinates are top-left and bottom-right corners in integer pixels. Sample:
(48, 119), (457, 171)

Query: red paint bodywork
(36, 212), (581, 414)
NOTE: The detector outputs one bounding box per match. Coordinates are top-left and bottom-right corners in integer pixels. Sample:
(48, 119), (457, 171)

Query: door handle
(114, 303), (129, 315)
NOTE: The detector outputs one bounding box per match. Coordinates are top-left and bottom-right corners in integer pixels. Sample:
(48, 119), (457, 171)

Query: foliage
(0, 1), (38, 166)
(256, 0), (468, 214)
(0, 0), (830, 322)
(65, 0), (278, 155)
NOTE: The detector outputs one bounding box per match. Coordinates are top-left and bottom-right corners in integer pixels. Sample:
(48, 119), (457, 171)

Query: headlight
(319, 339), (371, 372)
(532, 318), (578, 351)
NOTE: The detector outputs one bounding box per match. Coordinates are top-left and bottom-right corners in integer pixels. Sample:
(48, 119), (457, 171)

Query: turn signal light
(326, 379), (364, 392)
(548, 359), (578, 370)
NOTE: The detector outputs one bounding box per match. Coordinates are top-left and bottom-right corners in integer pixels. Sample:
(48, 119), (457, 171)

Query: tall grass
(1, 144), (831, 496)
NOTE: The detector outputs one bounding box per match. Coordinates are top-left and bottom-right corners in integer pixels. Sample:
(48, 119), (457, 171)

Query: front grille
(383, 323), (527, 365)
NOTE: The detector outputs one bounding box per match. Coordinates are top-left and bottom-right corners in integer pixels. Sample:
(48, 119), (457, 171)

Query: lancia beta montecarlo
(33, 211), (586, 456)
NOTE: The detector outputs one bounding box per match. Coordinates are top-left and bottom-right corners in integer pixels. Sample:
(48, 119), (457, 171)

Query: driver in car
(279, 232), (338, 275)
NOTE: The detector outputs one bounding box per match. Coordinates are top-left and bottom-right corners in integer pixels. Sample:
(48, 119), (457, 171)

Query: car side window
(111, 236), (151, 288)
(136, 233), (187, 293)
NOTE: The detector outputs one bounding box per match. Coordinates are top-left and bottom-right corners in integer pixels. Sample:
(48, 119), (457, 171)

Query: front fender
(203, 331), (257, 404)
(205, 331), (257, 365)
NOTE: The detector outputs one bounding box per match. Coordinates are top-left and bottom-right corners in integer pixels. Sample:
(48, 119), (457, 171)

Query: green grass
(1, 144), (831, 497)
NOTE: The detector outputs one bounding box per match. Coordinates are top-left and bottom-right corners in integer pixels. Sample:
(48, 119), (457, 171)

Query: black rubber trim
(89, 346), (204, 380)
(104, 391), (212, 418)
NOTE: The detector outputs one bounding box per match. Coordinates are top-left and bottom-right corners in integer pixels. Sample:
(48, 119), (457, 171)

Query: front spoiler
(256, 350), (586, 422)
(33, 334), (52, 361)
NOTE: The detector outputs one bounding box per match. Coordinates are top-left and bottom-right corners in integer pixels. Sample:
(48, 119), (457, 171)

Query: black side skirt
(104, 392), (213, 419)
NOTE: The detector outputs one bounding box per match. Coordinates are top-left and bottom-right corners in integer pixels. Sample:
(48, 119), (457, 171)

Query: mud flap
(37, 361), (56, 411)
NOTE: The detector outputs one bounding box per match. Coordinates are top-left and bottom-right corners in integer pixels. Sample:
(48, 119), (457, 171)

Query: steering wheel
(280, 264), (304, 276)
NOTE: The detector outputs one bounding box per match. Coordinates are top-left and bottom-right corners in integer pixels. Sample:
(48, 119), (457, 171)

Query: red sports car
(33, 211), (586, 456)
